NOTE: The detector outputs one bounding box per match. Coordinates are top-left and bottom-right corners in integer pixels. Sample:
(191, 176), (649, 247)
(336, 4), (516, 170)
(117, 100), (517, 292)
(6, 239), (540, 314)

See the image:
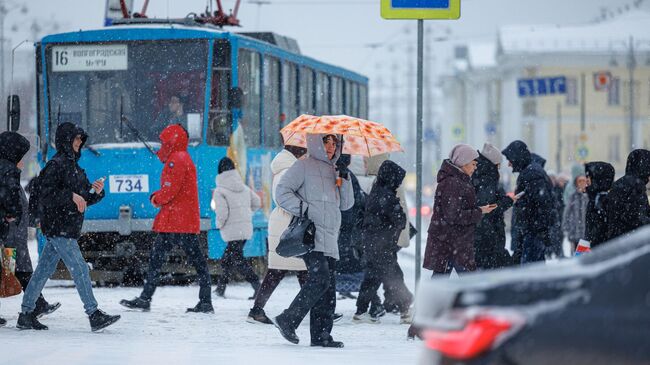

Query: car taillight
(421, 206), (431, 216)
(423, 312), (524, 360)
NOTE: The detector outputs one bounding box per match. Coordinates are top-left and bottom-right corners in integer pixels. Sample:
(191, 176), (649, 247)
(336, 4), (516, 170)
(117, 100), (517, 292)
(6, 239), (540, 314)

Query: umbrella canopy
(280, 114), (403, 157)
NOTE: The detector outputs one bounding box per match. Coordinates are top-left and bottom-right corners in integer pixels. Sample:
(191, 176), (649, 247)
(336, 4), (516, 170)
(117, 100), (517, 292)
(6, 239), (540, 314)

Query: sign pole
(415, 19), (424, 288)
(415, 19), (424, 286)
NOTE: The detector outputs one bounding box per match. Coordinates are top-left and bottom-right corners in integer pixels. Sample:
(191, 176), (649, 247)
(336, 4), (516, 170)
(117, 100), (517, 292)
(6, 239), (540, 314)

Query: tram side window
(344, 80), (353, 116)
(359, 84), (368, 119)
(263, 56), (281, 148)
(209, 40), (231, 146)
(331, 77), (343, 115)
(299, 67), (314, 115)
(352, 83), (360, 117)
(238, 49), (261, 147)
(316, 73), (330, 115)
(282, 62), (298, 124)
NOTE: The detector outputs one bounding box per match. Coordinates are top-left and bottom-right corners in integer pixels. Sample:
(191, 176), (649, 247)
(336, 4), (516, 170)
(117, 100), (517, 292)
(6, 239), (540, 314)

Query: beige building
(441, 11), (650, 176)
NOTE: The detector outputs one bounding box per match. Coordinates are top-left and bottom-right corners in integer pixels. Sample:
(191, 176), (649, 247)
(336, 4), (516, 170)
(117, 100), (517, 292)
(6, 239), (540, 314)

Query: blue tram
(34, 19), (368, 284)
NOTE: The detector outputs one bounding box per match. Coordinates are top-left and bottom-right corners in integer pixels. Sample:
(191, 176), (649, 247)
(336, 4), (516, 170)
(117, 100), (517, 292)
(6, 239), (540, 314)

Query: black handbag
(276, 202), (316, 258)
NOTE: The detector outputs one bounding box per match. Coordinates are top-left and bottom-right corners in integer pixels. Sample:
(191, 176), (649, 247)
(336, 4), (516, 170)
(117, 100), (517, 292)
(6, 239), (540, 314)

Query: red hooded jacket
(151, 124), (200, 234)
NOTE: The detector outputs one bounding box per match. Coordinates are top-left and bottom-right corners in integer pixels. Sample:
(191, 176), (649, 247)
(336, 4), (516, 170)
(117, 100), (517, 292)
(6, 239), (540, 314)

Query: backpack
(27, 169), (47, 227)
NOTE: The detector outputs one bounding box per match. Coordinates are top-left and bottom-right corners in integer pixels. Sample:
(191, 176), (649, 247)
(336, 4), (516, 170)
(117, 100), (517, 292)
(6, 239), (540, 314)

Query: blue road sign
(381, 0), (460, 19)
(517, 76), (567, 97)
(392, 0), (450, 8)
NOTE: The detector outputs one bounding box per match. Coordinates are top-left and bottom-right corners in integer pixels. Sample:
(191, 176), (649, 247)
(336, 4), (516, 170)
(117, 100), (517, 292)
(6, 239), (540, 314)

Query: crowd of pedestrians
(1, 122), (648, 348)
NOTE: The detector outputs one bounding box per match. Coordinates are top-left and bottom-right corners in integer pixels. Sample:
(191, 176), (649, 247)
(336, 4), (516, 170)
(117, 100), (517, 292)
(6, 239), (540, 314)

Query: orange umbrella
(280, 114), (403, 157)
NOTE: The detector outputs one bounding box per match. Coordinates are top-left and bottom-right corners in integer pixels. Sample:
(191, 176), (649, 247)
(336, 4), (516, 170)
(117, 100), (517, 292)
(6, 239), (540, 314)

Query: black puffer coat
(0, 131), (30, 241)
(337, 157), (366, 274)
(502, 141), (555, 240)
(360, 160), (407, 262)
(584, 162), (615, 247)
(472, 154), (514, 269)
(37, 123), (104, 239)
(606, 149), (650, 241)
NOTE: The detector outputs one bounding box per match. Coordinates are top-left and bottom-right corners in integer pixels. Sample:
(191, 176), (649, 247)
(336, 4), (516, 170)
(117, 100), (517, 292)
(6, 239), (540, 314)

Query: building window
(565, 77), (578, 106)
(608, 135), (621, 163)
(608, 77), (620, 106)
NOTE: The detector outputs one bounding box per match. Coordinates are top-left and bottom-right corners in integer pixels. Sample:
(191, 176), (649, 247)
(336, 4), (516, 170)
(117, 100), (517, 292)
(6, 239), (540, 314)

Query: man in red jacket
(120, 124), (213, 313)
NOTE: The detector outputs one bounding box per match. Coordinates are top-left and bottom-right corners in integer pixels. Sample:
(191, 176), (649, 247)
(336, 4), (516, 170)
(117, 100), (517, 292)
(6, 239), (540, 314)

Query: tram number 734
(109, 175), (150, 193)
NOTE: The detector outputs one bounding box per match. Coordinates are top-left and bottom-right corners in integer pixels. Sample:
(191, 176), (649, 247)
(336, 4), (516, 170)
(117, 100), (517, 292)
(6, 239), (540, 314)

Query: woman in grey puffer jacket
(212, 157), (262, 297)
(273, 134), (354, 348)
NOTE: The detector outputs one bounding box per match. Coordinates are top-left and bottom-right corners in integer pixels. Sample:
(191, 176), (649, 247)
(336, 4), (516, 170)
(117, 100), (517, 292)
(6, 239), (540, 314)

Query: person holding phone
(423, 144), (497, 276)
(472, 143), (518, 270)
(502, 140), (555, 264)
(18, 122), (120, 332)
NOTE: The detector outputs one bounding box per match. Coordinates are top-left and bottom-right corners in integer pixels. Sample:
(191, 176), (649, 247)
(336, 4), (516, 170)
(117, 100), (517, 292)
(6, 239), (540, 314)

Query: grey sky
(9, 0), (648, 78)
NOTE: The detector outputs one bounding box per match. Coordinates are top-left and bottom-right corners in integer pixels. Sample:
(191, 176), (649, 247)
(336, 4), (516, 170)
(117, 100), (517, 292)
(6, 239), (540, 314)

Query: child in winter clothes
(212, 157), (262, 298)
(354, 160), (412, 324)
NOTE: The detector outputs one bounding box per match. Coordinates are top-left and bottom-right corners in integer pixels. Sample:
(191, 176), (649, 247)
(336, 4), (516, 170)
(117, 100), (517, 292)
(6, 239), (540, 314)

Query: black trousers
(278, 251), (337, 342)
(356, 252), (412, 314)
(141, 233), (212, 303)
(15, 271), (48, 310)
(216, 240), (260, 294)
(252, 269), (308, 310)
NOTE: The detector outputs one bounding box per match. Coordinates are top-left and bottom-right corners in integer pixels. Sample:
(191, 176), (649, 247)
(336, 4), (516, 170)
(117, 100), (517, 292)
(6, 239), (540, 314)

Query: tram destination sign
(51, 44), (128, 72)
(381, 0), (460, 19)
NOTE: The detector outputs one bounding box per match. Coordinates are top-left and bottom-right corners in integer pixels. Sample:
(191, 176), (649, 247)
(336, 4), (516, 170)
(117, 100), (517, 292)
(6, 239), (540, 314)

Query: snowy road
(0, 252), (422, 365)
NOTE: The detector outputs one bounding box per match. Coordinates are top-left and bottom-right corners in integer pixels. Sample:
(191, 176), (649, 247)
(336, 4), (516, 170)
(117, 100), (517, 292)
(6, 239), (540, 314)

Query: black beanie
(218, 157), (236, 174)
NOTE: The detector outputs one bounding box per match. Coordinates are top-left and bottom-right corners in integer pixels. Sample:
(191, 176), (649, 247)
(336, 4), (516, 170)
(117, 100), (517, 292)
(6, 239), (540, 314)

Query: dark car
(414, 226), (650, 365)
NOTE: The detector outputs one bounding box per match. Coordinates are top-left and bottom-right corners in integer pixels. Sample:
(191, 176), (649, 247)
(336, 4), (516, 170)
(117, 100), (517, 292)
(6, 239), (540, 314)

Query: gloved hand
(336, 155), (351, 180)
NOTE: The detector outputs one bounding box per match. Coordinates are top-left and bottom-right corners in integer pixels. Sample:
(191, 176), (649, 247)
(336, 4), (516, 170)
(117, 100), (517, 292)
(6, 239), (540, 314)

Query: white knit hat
(481, 143), (503, 165)
(449, 144), (479, 167)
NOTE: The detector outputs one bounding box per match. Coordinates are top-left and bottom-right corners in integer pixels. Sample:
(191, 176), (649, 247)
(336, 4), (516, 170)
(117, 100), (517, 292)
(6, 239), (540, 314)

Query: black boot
(17, 312), (48, 330)
(247, 307), (273, 324)
(369, 303), (387, 318)
(89, 309), (121, 332)
(0, 316), (6, 327)
(273, 315), (299, 344)
(214, 283), (226, 298)
(186, 301), (214, 313)
(332, 313), (344, 323)
(248, 280), (260, 300)
(34, 300), (61, 318)
(119, 297), (151, 311)
(311, 336), (344, 348)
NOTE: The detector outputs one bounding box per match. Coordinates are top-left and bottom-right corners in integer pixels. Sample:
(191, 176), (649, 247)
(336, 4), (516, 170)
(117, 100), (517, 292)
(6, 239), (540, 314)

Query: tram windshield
(45, 40), (209, 146)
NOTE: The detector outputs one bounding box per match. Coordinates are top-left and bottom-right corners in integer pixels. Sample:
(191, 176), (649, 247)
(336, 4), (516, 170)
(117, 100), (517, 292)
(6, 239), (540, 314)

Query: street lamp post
(612, 36), (650, 152)
(0, 0), (27, 122)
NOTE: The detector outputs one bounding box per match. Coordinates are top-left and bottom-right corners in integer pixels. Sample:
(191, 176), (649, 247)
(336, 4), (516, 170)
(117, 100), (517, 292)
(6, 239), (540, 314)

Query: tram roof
(39, 23), (368, 84)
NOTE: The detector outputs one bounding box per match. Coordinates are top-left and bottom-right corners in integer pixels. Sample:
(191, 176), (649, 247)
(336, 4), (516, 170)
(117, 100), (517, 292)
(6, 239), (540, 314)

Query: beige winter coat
(212, 169), (262, 242)
(267, 150), (307, 271)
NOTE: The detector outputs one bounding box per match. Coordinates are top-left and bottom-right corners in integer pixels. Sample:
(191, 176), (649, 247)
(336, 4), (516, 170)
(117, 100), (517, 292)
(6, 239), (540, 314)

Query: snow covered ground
(0, 244), (422, 365)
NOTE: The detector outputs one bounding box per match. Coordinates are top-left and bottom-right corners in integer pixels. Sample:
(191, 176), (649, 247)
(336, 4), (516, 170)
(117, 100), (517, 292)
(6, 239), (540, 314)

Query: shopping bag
(1, 247), (22, 298)
(276, 202), (316, 258)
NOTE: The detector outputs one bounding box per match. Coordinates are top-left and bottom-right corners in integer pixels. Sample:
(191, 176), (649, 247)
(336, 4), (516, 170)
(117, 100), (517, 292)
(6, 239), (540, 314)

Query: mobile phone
(514, 191), (526, 199)
(90, 177), (106, 194)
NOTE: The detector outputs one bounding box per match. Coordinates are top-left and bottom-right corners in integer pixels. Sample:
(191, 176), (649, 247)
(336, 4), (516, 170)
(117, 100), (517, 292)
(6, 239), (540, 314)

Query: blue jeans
(521, 234), (547, 264)
(22, 236), (98, 315)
